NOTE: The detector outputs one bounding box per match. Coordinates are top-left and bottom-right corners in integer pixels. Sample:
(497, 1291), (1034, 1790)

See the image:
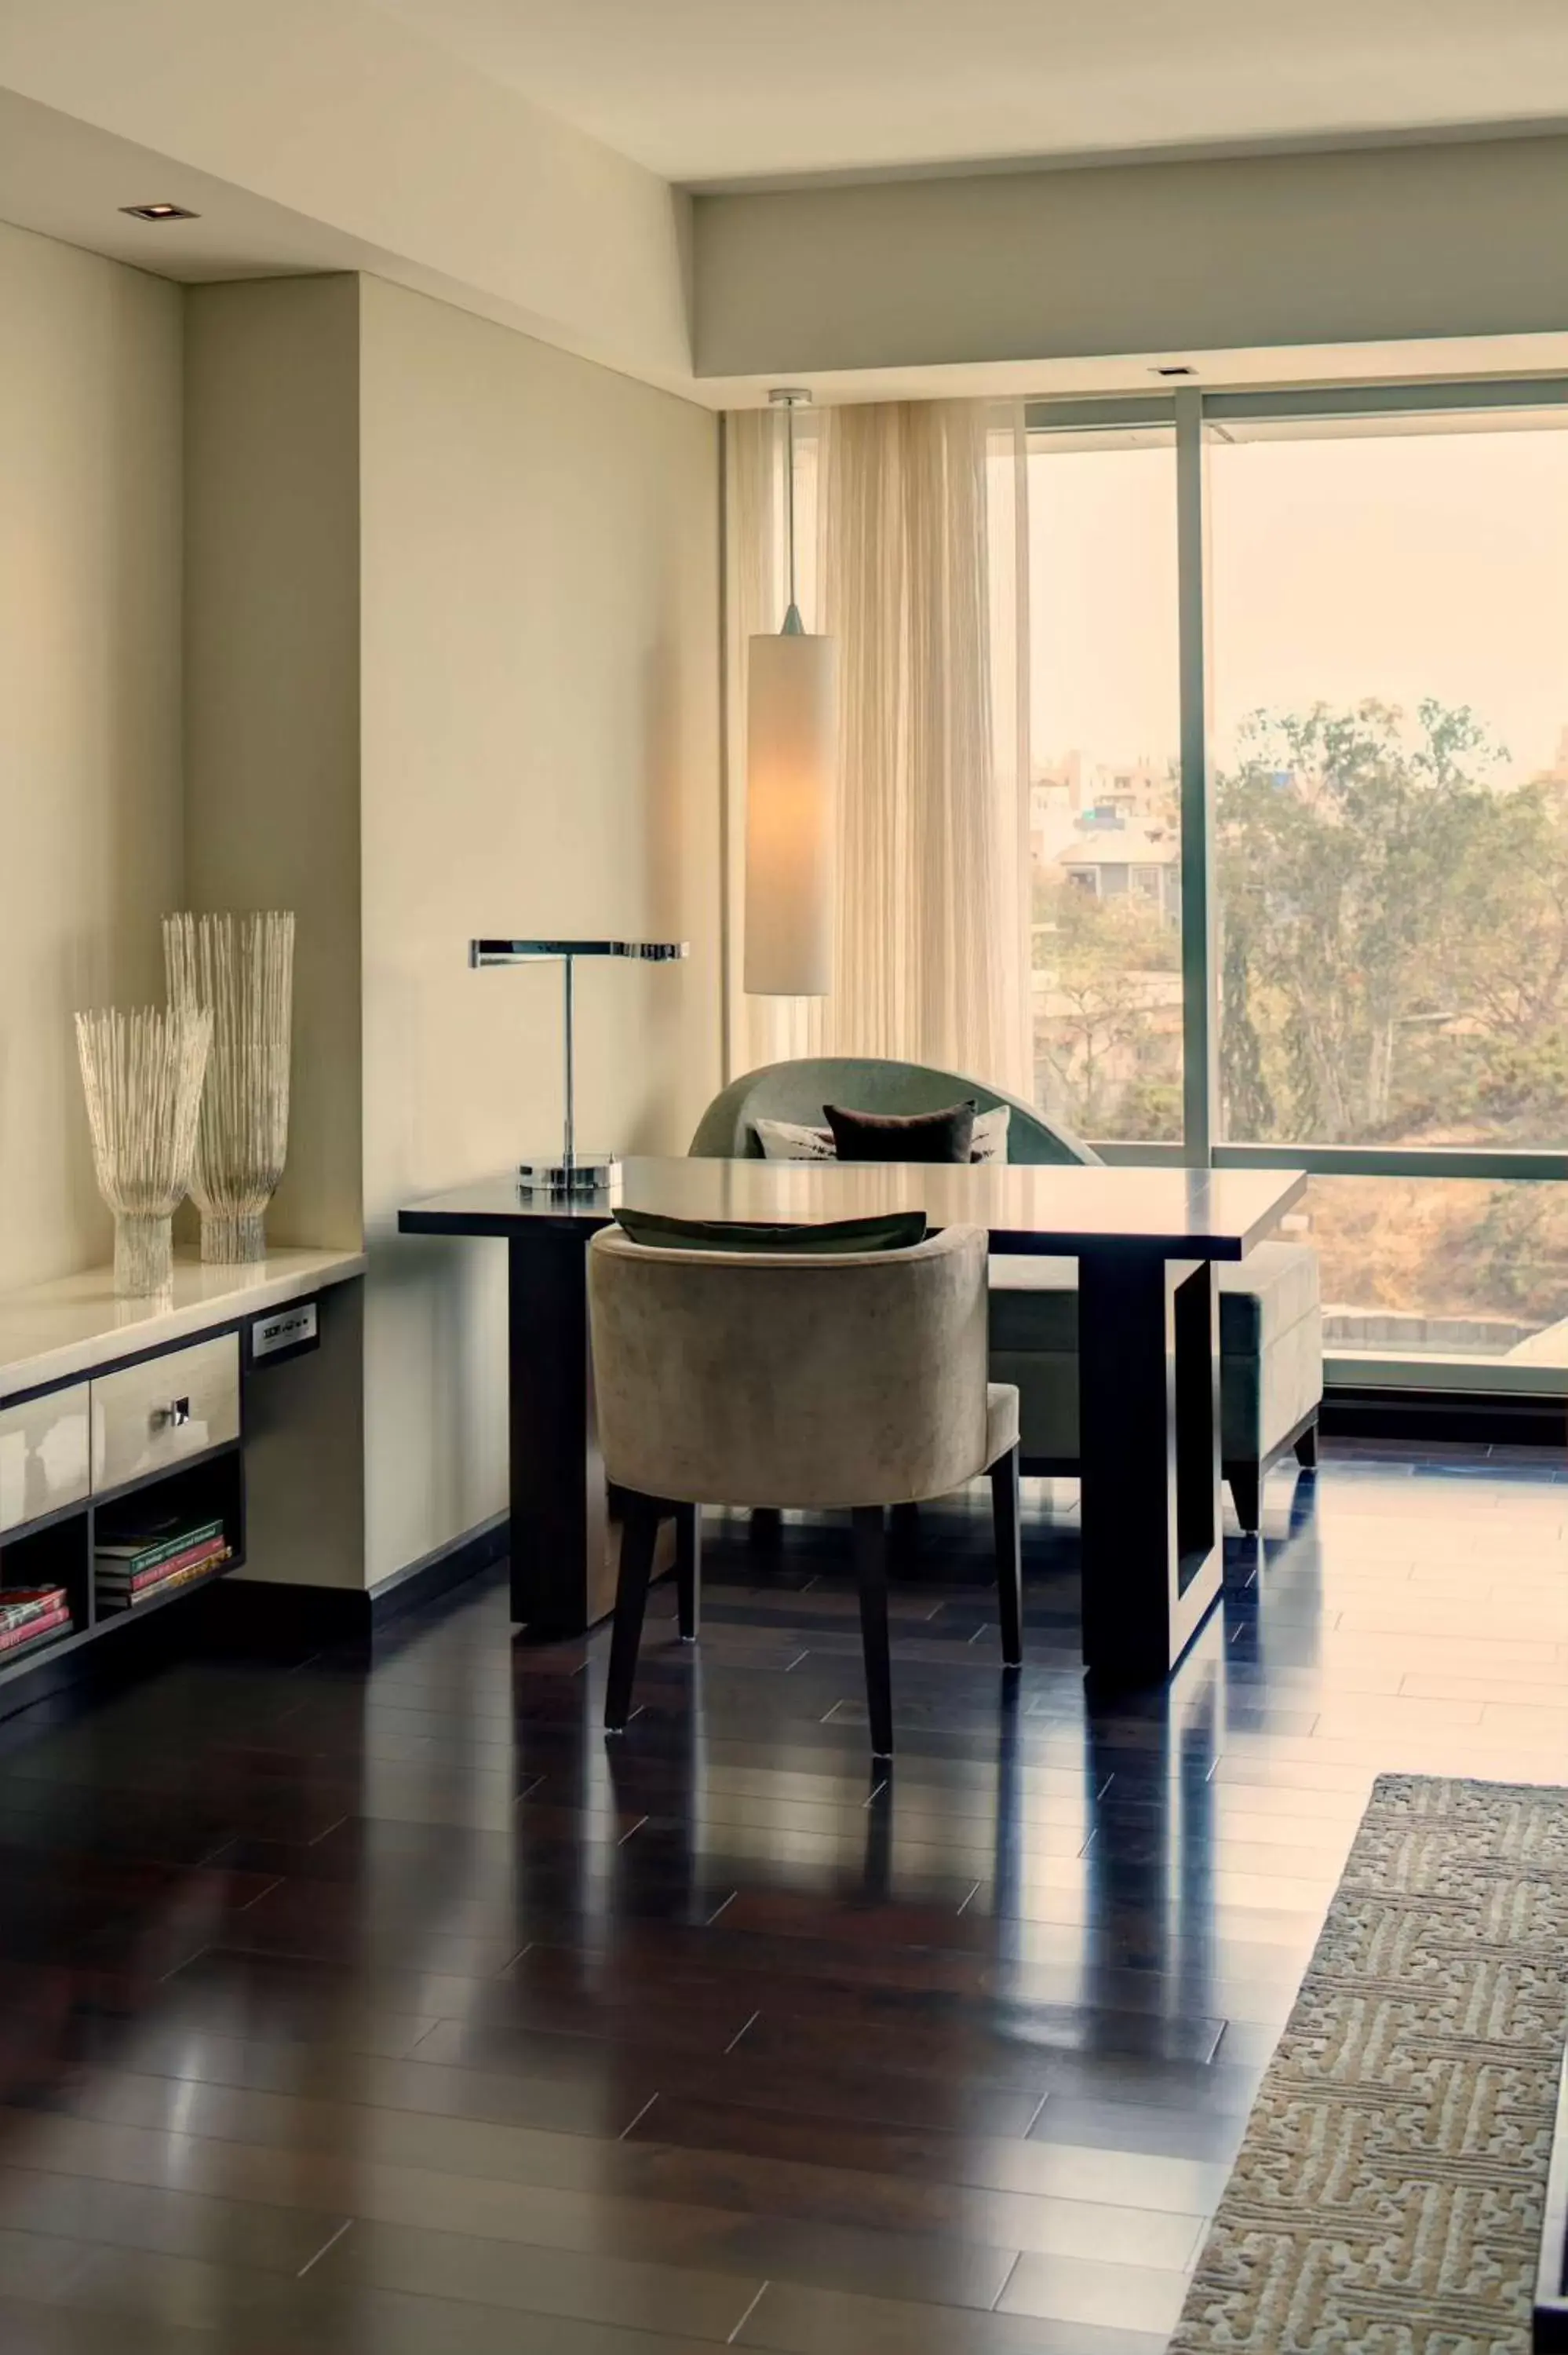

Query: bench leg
(1229, 1465), (1261, 1535)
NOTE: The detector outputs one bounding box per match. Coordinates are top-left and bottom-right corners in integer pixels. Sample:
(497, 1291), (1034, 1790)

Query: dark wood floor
(0, 1439), (1562, 2354)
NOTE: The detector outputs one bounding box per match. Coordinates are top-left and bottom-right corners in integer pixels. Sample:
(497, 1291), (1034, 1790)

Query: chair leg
(889, 1501), (921, 1567)
(1229, 1465), (1261, 1535)
(990, 1444), (1023, 1667)
(1293, 1420), (1319, 1470)
(853, 1506), (894, 1759)
(676, 1503), (702, 1641)
(605, 1492), (661, 1733)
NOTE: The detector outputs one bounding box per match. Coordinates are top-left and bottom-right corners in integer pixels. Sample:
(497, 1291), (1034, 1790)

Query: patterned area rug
(1169, 1775), (1568, 2353)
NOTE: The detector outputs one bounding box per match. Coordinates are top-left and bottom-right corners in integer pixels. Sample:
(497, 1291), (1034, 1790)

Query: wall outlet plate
(250, 1301), (318, 1364)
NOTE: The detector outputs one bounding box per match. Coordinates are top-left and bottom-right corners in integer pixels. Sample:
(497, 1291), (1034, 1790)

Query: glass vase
(112, 1212), (174, 1297)
(164, 913), (294, 1264)
(75, 1007), (212, 1298)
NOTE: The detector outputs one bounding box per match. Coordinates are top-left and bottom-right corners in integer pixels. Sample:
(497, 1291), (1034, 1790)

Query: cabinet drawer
(0, 1385), (91, 1535)
(92, 1335), (240, 1495)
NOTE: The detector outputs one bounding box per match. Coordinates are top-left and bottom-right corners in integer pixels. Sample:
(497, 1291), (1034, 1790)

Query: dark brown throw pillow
(822, 1101), (977, 1164)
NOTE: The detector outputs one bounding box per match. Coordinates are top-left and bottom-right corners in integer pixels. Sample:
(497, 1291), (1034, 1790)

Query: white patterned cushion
(753, 1115), (837, 1162)
(753, 1105), (1012, 1164)
(971, 1107), (1011, 1163)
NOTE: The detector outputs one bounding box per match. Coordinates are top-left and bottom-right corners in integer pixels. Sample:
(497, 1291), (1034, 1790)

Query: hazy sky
(1029, 422), (1568, 781)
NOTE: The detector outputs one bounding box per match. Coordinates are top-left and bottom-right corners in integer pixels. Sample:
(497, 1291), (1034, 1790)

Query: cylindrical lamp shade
(744, 630), (837, 995)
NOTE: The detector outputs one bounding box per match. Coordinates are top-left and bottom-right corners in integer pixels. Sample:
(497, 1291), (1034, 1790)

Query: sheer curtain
(725, 399), (1032, 1097)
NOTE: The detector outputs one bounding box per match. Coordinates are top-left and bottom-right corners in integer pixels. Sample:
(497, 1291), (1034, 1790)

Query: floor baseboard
(199, 1516), (509, 1655)
(1323, 1386), (1568, 1449)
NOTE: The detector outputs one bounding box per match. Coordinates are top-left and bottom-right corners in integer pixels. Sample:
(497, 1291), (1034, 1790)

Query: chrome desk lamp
(469, 938), (688, 1192)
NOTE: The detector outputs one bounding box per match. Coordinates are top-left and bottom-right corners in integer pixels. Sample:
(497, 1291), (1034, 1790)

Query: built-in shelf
(0, 1247), (365, 1403)
(0, 1246), (363, 1725)
(0, 1439), (244, 1700)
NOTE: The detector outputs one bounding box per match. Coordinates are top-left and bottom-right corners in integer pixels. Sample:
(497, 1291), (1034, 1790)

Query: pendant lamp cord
(786, 400), (797, 611)
(782, 399), (803, 636)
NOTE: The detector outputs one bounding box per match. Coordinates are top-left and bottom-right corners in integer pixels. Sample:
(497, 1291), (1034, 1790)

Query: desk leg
(505, 1229), (673, 1637)
(1078, 1251), (1222, 1685)
(507, 1228), (613, 1636)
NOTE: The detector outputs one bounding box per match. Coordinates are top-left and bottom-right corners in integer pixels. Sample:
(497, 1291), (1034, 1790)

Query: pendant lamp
(745, 389), (837, 997)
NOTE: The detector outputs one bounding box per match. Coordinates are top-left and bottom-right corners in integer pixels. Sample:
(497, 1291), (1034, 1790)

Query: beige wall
(0, 219), (183, 1294)
(183, 276), (364, 1257)
(694, 134), (1568, 380)
(357, 276), (721, 1586)
(4, 246), (720, 1594)
(182, 274), (367, 1587)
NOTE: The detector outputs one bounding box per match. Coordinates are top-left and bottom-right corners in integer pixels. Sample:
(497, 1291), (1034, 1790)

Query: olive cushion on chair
(615, 1208), (930, 1255)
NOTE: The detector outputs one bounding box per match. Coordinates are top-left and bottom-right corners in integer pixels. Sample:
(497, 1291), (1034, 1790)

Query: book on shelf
(96, 1546), (231, 1612)
(95, 1533), (230, 1593)
(94, 1514), (225, 1572)
(0, 1586), (69, 1634)
(0, 1605), (71, 1656)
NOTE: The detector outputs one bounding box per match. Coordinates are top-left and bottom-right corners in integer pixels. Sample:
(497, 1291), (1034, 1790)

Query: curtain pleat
(726, 398), (1031, 1097)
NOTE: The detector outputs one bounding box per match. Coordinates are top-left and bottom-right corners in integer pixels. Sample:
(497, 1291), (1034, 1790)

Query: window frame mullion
(1175, 387), (1216, 1167)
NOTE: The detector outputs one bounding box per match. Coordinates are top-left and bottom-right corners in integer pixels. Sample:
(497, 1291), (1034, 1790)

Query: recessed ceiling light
(120, 202), (199, 222)
(1151, 363), (1196, 378)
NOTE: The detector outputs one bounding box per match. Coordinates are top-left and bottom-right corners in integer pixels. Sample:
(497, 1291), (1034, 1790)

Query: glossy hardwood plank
(0, 2295), (227, 2355)
(997, 2246), (1192, 2334)
(627, 2091), (1230, 2212)
(735, 2276), (1169, 2354)
(306, 2214), (763, 2336)
(410, 2028), (1049, 2138)
(0, 2161), (345, 2274)
(1030, 2093), (1261, 2163)
(20, 2019), (655, 2136)
(6, 2247), (752, 2354)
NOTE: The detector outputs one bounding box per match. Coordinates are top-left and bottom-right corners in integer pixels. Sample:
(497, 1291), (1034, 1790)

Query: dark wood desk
(399, 1159), (1306, 1685)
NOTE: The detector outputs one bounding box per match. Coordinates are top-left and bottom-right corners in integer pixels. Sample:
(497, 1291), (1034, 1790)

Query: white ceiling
(8, 1), (1568, 409)
(371, 0), (1568, 184)
(0, 89), (378, 286)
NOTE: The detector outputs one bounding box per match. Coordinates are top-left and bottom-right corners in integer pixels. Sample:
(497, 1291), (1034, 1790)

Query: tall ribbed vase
(75, 1008), (213, 1296)
(164, 913), (294, 1264)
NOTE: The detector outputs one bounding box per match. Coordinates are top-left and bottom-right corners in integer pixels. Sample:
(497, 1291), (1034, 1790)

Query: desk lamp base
(518, 1153), (620, 1195)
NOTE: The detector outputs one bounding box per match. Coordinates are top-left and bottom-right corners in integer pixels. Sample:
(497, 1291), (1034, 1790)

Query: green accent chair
(690, 1058), (1322, 1532)
(689, 1057), (1096, 1163)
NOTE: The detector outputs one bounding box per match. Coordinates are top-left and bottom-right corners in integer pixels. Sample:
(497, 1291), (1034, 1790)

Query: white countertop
(0, 1248), (366, 1401)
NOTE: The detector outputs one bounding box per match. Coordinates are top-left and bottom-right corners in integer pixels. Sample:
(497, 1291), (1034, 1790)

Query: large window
(1027, 387), (1568, 1388)
(1028, 429), (1182, 1142)
(1209, 414), (1568, 1153)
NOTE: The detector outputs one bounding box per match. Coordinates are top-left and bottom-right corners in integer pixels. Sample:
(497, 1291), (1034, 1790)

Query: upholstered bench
(690, 1059), (1322, 1535)
(988, 1240), (1321, 1532)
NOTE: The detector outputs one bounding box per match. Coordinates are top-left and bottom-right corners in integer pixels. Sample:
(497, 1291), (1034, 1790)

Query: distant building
(1057, 821), (1180, 925)
(1032, 752), (1181, 924)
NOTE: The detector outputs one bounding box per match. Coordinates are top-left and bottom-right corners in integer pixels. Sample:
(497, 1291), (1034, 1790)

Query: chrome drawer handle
(151, 1397), (191, 1432)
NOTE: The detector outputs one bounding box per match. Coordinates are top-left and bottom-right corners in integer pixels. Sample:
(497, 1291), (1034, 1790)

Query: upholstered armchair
(689, 1056), (1096, 1163)
(588, 1222), (1023, 1757)
(691, 1058), (1322, 1531)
